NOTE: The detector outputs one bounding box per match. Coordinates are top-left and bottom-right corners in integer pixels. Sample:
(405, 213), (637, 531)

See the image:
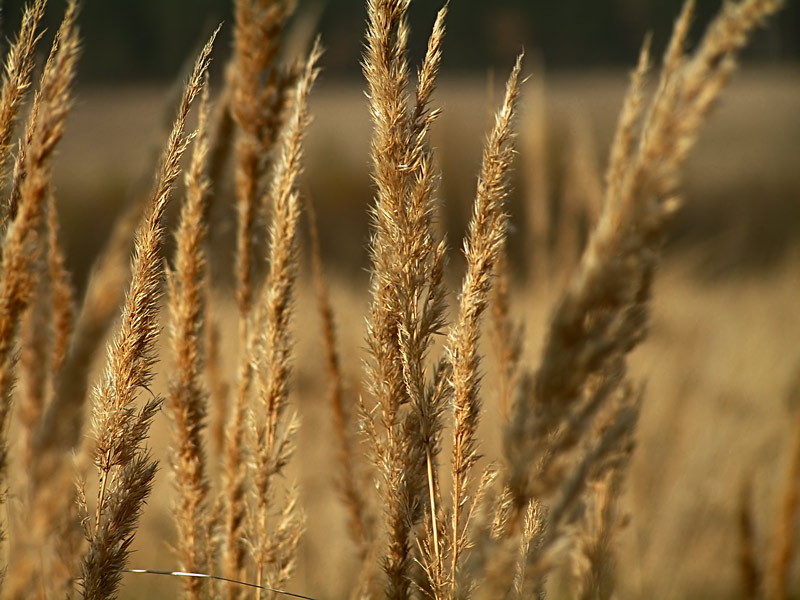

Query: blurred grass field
(54, 67), (800, 284)
(32, 67), (800, 598)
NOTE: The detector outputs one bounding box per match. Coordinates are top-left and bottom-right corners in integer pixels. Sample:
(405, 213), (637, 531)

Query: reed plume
(447, 53), (523, 598)
(505, 0), (784, 584)
(224, 2), (297, 589)
(249, 39), (321, 599)
(0, 1), (78, 571)
(79, 28), (217, 599)
(0, 0), (44, 210)
(166, 78), (213, 599)
(361, 1), (451, 596)
(231, 0), (295, 321)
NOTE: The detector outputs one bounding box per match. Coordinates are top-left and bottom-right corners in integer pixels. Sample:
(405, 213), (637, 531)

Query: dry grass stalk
(39, 68), (227, 457)
(78, 28), (217, 599)
(166, 77), (213, 599)
(739, 482), (762, 600)
(45, 188), (74, 373)
(10, 202), (75, 600)
(221, 361), (250, 598)
(35, 64), (208, 455)
(17, 189), (74, 474)
(205, 289), (230, 457)
(361, 1), (451, 596)
(447, 53), (523, 598)
(17, 191), (73, 462)
(489, 249), (523, 422)
(224, 3), (297, 588)
(231, 0), (295, 322)
(307, 197), (372, 558)
(522, 392), (638, 591)
(198, 88), (233, 460)
(461, 482), (517, 599)
(0, 0), (784, 596)
(769, 406), (800, 599)
(512, 498), (546, 599)
(0, 0), (79, 567)
(18, 269), (47, 460)
(399, 6), (450, 593)
(249, 39), (321, 599)
(0, 0), (44, 210)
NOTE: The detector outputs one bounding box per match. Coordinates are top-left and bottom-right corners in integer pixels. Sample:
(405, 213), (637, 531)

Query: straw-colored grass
(0, 0), (792, 598)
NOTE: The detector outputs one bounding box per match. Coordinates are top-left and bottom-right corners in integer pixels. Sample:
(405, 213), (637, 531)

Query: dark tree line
(0, 0), (796, 82)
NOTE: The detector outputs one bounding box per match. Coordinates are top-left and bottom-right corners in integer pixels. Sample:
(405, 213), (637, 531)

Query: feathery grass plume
(11, 251), (51, 592)
(45, 188), (74, 373)
(205, 83), (234, 205)
(188, 73), (232, 465)
(12, 197), (75, 600)
(447, 53), (522, 598)
(36, 66), (225, 454)
(224, 2), (297, 588)
(307, 197), (372, 558)
(512, 498), (546, 599)
(18, 266), (47, 462)
(397, 5), (450, 593)
(601, 37), (652, 229)
(571, 472), (625, 599)
(231, 0), (295, 323)
(462, 482), (518, 599)
(17, 185), (72, 458)
(0, 0), (44, 210)
(0, 0), (79, 562)
(166, 77), (213, 600)
(35, 70), (192, 478)
(35, 57), (205, 454)
(17, 189), (74, 474)
(518, 390), (639, 595)
(79, 28), (218, 599)
(506, 5), (783, 565)
(361, 1), (451, 596)
(249, 39), (320, 599)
